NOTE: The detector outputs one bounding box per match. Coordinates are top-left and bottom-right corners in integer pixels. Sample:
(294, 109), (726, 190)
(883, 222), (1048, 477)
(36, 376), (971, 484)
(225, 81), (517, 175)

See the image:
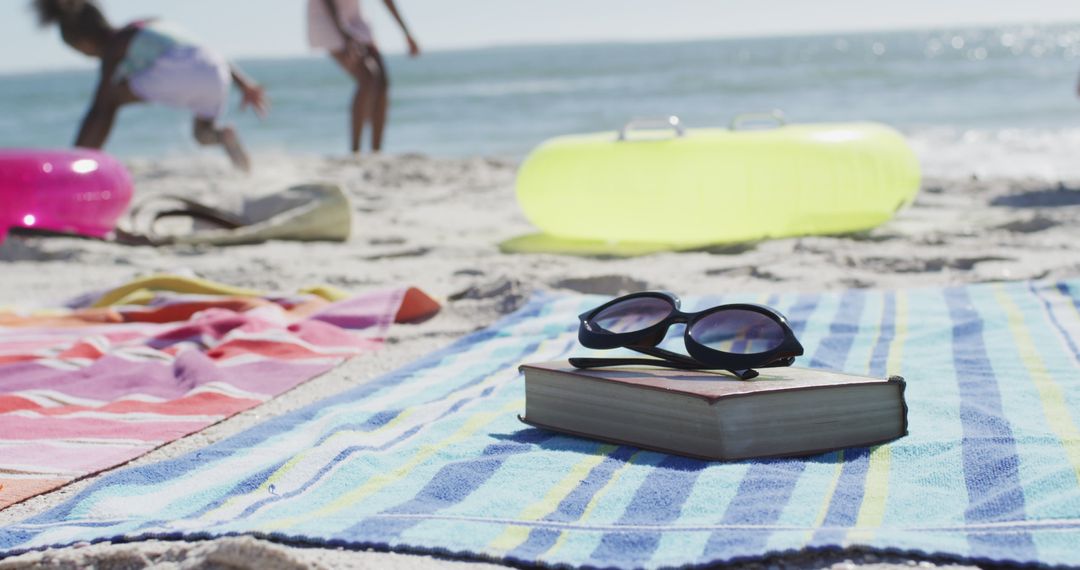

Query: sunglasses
(571, 292), (804, 380)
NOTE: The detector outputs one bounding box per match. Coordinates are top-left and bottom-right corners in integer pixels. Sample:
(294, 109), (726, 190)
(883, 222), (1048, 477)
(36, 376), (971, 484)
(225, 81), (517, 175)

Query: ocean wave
(908, 126), (1080, 180)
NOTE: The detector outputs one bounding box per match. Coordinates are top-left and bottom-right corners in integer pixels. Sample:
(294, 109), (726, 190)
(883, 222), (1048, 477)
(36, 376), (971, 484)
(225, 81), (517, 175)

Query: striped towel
(2, 279), (1080, 568)
(0, 280), (439, 510)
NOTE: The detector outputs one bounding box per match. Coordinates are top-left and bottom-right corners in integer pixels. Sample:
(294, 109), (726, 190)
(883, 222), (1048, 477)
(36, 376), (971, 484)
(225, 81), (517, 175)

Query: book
(518, 361), (908, 461)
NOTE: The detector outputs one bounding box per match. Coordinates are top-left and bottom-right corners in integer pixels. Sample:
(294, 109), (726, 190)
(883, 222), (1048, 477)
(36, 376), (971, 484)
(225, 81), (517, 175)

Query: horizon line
(3, 17), (1077, 77)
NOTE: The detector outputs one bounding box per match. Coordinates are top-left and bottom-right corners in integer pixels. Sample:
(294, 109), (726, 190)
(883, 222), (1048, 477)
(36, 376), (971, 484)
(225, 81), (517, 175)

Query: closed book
(519, 361), (908, 461)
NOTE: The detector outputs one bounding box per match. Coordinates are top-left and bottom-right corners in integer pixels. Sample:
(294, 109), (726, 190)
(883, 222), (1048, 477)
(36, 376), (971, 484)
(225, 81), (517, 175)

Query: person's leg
(365, 48), (390, 153)
(74, 81), (141, 149)
(331, 50), (375, 154)
(193, 118), (251, 173)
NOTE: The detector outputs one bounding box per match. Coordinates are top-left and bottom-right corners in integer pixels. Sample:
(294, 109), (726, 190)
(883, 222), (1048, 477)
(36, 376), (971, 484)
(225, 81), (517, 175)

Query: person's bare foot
(221, 127), (251, 173)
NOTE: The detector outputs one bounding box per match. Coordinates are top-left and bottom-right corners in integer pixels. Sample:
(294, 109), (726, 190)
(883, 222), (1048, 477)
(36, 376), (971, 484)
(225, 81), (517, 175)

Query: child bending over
(33, 0), (269, 171)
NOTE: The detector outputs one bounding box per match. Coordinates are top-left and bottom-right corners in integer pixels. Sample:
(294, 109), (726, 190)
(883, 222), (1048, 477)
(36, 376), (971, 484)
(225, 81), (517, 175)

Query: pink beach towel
(0, 285), (439, 509)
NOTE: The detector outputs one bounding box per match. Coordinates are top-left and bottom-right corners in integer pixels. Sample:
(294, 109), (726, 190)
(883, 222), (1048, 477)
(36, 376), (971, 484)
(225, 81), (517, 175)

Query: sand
(2, 152), (1078, 569)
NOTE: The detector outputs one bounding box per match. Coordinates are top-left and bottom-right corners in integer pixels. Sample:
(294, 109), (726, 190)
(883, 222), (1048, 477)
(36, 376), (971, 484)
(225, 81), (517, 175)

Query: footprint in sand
(550, 275), (652, 296)
(995, 216), (1059, 234)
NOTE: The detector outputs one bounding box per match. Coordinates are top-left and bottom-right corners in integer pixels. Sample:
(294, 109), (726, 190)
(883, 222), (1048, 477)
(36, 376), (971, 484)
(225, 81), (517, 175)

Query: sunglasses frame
(571, 291), (804, 380)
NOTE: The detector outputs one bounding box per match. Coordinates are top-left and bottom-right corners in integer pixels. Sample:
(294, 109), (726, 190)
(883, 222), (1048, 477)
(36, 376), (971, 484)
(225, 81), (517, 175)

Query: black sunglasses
(571, 291), (804, 380)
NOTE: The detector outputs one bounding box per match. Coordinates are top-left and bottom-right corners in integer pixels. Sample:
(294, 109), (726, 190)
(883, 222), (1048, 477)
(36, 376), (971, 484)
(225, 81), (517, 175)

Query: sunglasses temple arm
(570, 357), (702, 370)
(568, 357), (758, 380)
(631, 345), (759, 380)
(630, 345), (699, 365)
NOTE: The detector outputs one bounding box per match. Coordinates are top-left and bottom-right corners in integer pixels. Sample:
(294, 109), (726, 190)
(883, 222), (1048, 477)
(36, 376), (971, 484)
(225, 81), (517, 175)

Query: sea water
(2, 23), (1080, 178)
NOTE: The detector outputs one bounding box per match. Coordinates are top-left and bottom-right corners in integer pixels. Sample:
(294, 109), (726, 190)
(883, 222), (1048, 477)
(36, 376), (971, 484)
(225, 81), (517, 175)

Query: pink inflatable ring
(0, 149), (133, 243)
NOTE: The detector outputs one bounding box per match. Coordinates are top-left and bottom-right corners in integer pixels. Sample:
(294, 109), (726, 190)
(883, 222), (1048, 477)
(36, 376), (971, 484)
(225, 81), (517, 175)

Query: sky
(3, 0), (1080, 74)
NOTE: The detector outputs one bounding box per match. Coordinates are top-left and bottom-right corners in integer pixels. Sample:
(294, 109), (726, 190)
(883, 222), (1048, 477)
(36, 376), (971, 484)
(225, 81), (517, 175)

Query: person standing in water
(308, 0), (420, 154)
(33, 0), (269, 172)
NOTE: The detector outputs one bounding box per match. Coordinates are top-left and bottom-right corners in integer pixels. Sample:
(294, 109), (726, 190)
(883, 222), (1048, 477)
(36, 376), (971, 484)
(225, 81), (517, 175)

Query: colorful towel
(3, 279), (1080, 568)
(0, 277), (439, 510)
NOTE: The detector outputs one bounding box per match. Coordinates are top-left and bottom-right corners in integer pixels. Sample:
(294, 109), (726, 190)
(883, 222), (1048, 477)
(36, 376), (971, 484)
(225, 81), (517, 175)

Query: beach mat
(127, 184), (353, 246)
(3, 280), (1080, 568)
(0, 276), (439, 510)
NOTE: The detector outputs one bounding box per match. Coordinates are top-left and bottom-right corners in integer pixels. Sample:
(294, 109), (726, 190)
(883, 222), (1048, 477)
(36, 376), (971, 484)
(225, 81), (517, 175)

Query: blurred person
(33, 0), (269, 172)
(308, 0), (419, 154)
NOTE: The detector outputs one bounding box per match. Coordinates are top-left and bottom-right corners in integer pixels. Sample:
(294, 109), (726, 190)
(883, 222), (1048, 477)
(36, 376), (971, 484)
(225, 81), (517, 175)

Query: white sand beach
(1, 152), (1078, 569)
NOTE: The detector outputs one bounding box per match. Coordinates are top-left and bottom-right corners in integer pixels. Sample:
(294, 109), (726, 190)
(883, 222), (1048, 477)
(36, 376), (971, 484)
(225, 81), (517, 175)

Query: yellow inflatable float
(512, 113), (920, 250)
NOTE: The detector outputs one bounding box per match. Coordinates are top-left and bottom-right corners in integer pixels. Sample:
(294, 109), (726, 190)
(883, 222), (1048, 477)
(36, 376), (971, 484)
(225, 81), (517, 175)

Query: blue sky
(4, 0), (1080, 74)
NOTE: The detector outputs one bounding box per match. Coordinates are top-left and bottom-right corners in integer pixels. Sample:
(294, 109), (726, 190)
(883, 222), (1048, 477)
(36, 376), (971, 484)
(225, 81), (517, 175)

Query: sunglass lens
(591, 297), (672, 334)
(689, 309), (785, 355)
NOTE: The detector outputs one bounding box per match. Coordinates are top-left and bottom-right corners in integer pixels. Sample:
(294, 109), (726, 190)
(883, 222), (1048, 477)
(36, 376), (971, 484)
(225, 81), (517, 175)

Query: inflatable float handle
(730, 110), (787, 130)
(617, 116), (685, 141)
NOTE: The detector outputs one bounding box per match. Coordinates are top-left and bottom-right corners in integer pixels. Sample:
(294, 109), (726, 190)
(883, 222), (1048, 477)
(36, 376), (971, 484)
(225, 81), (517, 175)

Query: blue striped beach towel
(2, 280), (1080, 569)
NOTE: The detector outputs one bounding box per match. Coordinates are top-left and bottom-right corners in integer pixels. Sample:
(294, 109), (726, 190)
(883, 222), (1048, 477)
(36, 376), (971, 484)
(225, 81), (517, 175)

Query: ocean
(3, 23), (1080, 178)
